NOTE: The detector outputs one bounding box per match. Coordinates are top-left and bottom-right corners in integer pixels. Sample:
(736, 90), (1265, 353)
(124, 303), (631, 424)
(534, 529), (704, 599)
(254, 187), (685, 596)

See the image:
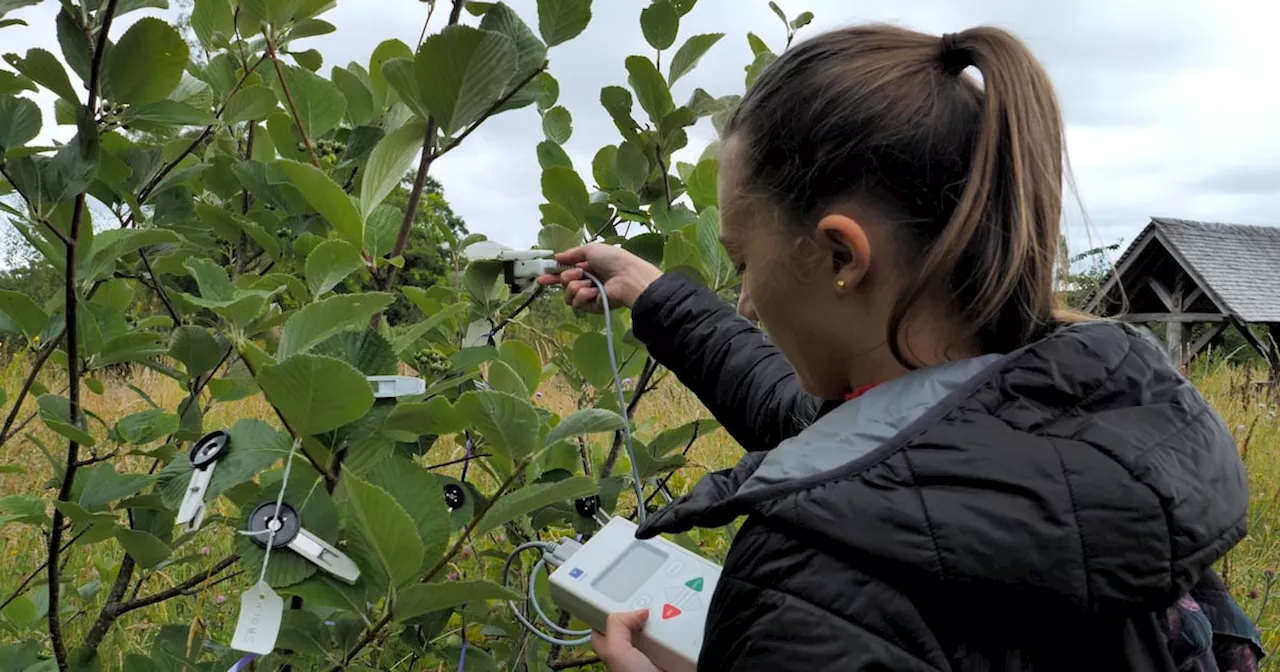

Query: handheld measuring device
(547, 517), (722, 672)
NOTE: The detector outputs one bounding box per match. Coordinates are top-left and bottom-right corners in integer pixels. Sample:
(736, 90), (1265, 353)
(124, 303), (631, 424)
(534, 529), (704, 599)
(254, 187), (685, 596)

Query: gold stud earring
(836, 279), (846, 290)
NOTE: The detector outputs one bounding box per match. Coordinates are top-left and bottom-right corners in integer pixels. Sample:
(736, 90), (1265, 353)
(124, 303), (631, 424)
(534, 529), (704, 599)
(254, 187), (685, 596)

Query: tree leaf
(4, 48), (78, 104)
(258, 354), (375, 435)
(0, 0), (40, 21)
(305, 239), (363, 298)
(115, 529), (171, 569)
(168, 325), (225, 379)
(395, 580), (521, 622)
(384, 396), (465, 438)
(475, 476), (597, 536)
(155, 419), (290, 510)
(332, 66), (374, 127)
(360, 118), (426, 223)
(541, 105), (572, 144)
(77, 463), (154, 510)
(364, 203), (401, 259)
(536, 224), (580, 254)
(37, 394), (95, 447)
(537, 0), (592, 47)
(313, 329), (398, 376)
(118, 100), (216, 129)
(541, 165), (588, 222)
(455, 390), (540, 465)
(55, 9), (91, 83)
(0, 94), (40, 151)
(113, 408), (179, 445)
(290, 48), (323, 72)
(640, 0), (679, 51)
(47, 106), (101, 204)
(359, 456), (452, 573)
(369, 38), (413, 111)
(625, 55), (673, 124)
(591, 145), (619, 190)
(615, 140), (649, 192)
(600, 85), (639, 141)
(572, 332), (615, 388)
(0, 495), (48, 527)
(768, 0), (787, 26)
(97, 332), (167, 366)
(790, 10), (814, 30)
(686, 157), (718, 211)
(381, 57), (428, 120)
(191, 0), (235, 50)
(0, 289), (47, 340)
(416, 24), (516, 135)
(221, 85), (279, 124)
(390, 302), (469, 356)
(274, 63), (346, 139)
(235, 478), (339, 587)
(668, 33), (723, 85)
(344, 473), (424, 590)
(276, 159), (364, 247)
(103, 17), (189, 105)
(479, 2), (547, 93)
(537, 140), (572, 169)
(545, 408), (626, 448)
(498, 340), (542, 394)
(277, 292), (394, 359)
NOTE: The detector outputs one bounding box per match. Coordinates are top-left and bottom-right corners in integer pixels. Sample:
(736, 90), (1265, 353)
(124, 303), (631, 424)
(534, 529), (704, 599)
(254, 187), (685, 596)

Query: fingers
(592, 609), (650, 663)
(554, 246), (591, 266)
(535, 266), (584, 287)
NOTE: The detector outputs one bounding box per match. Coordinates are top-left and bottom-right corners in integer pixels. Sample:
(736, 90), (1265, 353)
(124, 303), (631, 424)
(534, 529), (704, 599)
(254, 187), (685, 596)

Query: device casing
(547, 517), (721, 672)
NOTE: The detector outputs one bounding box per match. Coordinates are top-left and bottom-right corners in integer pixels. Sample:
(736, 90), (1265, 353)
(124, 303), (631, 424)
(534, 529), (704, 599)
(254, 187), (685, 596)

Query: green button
(685, 577), (704, 592)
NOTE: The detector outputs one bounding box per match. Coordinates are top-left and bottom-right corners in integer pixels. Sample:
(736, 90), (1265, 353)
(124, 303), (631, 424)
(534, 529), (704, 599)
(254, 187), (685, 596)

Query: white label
(230, 581), (283, 655)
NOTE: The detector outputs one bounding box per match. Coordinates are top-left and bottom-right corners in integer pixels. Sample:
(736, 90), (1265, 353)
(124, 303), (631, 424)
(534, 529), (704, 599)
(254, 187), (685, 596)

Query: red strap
(844, 383), (880, 401)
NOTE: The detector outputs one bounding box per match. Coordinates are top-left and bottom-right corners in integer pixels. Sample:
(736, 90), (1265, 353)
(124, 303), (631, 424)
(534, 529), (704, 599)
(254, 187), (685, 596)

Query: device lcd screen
(592, 542), (668, 602)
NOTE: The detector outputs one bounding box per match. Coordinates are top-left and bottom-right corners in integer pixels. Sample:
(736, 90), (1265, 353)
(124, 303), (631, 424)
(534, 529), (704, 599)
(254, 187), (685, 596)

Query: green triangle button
(685, 577), (704, 592)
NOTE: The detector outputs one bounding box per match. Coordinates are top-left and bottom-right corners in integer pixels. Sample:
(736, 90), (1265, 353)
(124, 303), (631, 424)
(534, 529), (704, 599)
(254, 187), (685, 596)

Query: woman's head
(718, 24), (1068, 398)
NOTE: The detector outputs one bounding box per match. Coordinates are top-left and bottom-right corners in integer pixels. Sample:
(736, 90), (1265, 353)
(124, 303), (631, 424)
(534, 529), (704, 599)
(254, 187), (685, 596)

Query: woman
(538, 24), (1262, 671)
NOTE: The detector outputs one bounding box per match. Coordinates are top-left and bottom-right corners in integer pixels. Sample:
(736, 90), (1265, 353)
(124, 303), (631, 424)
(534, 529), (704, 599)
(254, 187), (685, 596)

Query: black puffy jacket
(629, 273), (1260, 671)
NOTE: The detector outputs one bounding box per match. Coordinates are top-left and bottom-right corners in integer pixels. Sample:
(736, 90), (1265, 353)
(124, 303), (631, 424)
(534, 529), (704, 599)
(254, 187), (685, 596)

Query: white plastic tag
(230, 581), (283, 655)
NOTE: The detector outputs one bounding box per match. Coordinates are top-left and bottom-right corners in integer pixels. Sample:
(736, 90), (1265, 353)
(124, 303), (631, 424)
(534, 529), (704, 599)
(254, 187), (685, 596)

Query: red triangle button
(661, 603), (682, 620)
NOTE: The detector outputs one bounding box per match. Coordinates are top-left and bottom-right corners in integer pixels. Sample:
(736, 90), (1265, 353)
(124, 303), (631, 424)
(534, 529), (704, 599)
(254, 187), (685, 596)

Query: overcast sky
(5, 0), (1279, 257)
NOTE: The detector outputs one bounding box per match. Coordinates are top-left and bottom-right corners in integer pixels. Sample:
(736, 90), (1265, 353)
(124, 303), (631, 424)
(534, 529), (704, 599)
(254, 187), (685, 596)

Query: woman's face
(717, 140), (887, 399)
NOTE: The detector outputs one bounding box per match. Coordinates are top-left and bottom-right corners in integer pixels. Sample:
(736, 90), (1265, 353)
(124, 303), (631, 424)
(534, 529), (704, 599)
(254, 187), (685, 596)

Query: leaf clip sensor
(175, 430), (230, 533)
(247, 501), (361, 585)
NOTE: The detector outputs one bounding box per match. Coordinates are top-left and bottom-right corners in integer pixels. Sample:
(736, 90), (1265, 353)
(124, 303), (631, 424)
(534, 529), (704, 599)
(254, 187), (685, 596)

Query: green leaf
(156, 419), (290, 509)
(118, 100), (216, 130)
(47, 106), (101, 205)
(113, 409), (178, 445)
(0, 290), (47, 340)
(0, 94), (40, 151)
(115, 529), (170, 569)
(600, 85), (639, 140)
(390, 302), (469, 356)
(236, 478), (340, 587)
(685, 158), (718, 210)
(77, 463), (154, 510)
(592, 146), (619, 190)
(103, 17), (189, 105)
(625, 55), (674, 124)
(276, 159), (364, 247)
(344, 473), (424, 590)
(541, 166), (588, 222)
(0, 0), (40, 21)
(416, 25), (516, 135)
(747, 32), (770, 57)
(537, 0), (592, 47)
(0, 596), (37, 631)
(56, 9), (91, 83)
(313, 329), (398, 376)
(369, 39), (413, 111)
(221, 85), (279, 124)
(537, 224), (580, 253)
(332, 66), (374, 127)
(360, 456), (451, 571)
(790, 10), (814, 30)
(305, 239), (363, 298)
(537, 140), (572, 170)
(37, 394), (95, 447)
(384, 396), (465, 437)
(479, 2), (548, 93)
(455, 390), (540, 464)
(168, 326), (224, 379)
(395, 580), (521, 622)
(4, 48), (78, 104)
(259, 354), (375, 435)
(274, 63), (346, 139)
(364, 203), (401, 259)
(97, 332), (167, 366)
(191, 0), (235, 50)
(0, 70), (37, 95)
(668, 33), (723, 85)
(615, 140), (649, 192)
(745, 51), (776, 88)
(381, 57), (427, 119)
(768, 1), (787, 26)
(546, 408), (626, 447)
(572, 332), (614, 388)
(0, 495), (47, 527)
(541, 105), (572, 144)
(640, 0), (680, 51)
(475, 476), (596, 536)
(360, 118), (426, 223)
(277, 292), (394, 359)
(290, 48), (323, 72)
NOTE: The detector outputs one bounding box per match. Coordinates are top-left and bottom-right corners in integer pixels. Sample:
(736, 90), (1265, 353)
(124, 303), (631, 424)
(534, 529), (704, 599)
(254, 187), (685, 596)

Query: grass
(0, 347), (1277, 669)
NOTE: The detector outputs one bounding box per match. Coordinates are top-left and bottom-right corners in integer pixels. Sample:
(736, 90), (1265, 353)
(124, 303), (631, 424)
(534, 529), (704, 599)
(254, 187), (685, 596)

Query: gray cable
(530, 558), (592, 639)
(503, 542), (589, 647)
(581, 269), (647, 524)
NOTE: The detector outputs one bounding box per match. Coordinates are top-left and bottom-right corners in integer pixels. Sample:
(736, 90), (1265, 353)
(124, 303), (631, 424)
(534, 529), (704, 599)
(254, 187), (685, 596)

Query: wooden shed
(1083, 217), (1280, 375)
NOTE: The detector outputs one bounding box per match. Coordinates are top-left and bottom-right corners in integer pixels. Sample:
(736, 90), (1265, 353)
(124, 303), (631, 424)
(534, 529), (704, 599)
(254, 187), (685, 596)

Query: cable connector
(544, 538), (582, 568)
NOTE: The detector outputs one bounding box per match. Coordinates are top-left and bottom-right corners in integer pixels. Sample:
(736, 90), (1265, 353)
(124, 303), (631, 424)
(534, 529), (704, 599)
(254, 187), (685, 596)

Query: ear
(815, 214), (871, 289)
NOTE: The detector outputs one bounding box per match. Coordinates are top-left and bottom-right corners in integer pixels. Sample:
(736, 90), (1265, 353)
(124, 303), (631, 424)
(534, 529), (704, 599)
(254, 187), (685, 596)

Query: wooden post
(1166, 275), (1186, 362)
(1268, 324), (1280, 383)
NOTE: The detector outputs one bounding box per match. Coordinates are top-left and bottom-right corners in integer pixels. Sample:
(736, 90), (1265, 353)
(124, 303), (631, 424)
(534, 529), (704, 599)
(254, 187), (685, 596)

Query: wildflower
(447, 571), (459, 581)
(201, 546), (211, 556)
(215, 595), (226, 605)
(460, 546), (474, 560)
(1249, 588), (1260, 600)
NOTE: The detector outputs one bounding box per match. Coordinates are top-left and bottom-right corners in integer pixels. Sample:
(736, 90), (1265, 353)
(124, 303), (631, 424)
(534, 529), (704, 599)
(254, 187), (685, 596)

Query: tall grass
(0, 347), (1276, 667)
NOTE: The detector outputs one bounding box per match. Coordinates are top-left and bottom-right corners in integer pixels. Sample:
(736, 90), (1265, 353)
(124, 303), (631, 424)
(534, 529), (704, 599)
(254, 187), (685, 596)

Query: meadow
(1, 342), (1277, 669)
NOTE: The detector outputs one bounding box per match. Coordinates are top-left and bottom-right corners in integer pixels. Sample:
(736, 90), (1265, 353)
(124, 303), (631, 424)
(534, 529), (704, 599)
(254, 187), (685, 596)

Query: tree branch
(116, 554), (239, 614)
(237, 347), (334, 488)
(49, 1), (119, 666)
(0, 331), (65, 448)
(81, 554), (135, 651)
(138, 251), (180, 324)
(264, 29), (320, 169)
(548, 655), (601, 670)
(600, 357), (659, 478)
(433, 63), (549, 161)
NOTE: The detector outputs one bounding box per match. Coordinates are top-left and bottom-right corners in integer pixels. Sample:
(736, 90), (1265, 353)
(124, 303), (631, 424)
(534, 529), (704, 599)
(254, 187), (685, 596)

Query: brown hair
(723, 24), (1072, 368)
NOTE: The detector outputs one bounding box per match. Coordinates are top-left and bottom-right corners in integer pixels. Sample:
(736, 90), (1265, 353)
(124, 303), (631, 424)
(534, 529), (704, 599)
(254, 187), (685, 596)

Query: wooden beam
(1118, 312), (1229, 323)
(1230, 319), (1273, 367)
(1147, 277), (1175, 312)
(1183, 286), (1204, 308)
(1167, 275), (1186, 360)
(1185, 323), (1228, 366)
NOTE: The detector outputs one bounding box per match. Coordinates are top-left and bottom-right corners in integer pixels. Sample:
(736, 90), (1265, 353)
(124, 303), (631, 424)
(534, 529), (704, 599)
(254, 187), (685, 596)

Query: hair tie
(939, 32), (968, 75)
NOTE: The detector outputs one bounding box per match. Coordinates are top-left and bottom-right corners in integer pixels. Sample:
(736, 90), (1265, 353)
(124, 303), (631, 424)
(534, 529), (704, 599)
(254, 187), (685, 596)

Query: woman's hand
(535, 243), (663, 312)
(592, 609), (664, 672)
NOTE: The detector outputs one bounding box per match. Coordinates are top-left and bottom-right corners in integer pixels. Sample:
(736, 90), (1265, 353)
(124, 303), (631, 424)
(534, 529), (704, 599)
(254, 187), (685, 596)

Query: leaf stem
(600, 357), (659, 479)
(432, 62), (549, 161)
(264, 28), (321, 169)
(49, 1), (119, 667)
(236, 346), (335, 488)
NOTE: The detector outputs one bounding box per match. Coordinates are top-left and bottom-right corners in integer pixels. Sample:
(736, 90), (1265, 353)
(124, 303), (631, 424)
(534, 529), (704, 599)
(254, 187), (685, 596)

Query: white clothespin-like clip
(367, 375), (426, 399)
(176, 431), (229, 532)
(247, 501), (361, 584)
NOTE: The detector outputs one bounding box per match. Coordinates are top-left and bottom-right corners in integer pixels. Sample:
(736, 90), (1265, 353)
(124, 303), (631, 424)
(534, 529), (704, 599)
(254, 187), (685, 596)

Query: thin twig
(0, 165), (73, 245)
(548, 655), (601, 670)
(424, 452), (492, 471)
(237, 347), (334, 487)
(117, 554), (239, 613)
(600, 357), (659, 478)
(264, 28), (320, 168)
(138, 251), (180, 324)
(433, 63), (549, 161)
(0, 331), (65, 447)
(49, 2), (119, 666)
